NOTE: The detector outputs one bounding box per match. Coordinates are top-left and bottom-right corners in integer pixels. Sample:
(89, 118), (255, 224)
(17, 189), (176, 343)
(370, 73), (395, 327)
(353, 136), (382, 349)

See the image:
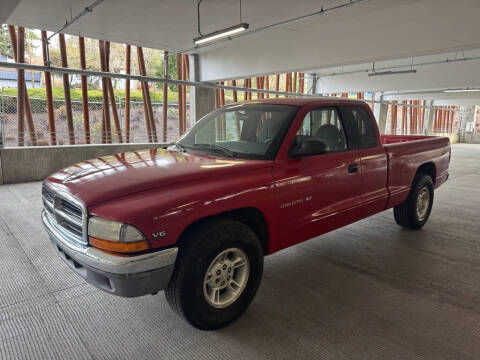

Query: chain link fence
(0, 88), (189, 147)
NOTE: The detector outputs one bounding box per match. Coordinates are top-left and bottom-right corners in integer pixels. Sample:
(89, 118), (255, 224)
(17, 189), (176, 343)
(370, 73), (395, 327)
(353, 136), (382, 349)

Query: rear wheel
(394, 174), (434, 229)
(165, 218), (263, 330)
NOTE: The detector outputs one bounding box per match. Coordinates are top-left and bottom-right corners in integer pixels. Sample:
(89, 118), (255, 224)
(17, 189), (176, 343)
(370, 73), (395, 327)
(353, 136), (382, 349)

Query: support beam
(41, 30), (56, 145)
(275, 74), (280, 98)
(99, 40), (111, 143)
(162, 50), (168, 142)
(138, 46), (157, 142)
(426, 101), (435, 135)
(125, 45), (131, 143)
(232, 79), (238, 102)
(16, 27), (25, 147)
(79, 36), (90, 144)
(105, 42), (123, 143)
(10, 25), (36, 146)
(176, 54), (184, 136)
(182, 54), (188, 131)
(59, 33), (75, 144)
(189, 54), (215, 123)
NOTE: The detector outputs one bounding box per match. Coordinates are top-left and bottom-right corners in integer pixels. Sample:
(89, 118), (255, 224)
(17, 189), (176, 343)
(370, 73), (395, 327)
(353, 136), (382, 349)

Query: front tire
(394, 173), (434, 229)
(165, 218), (263, 330)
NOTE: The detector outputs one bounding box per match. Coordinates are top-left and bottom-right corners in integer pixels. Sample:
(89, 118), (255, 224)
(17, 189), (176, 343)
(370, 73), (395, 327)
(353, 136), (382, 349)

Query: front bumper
(42, 210), (178, 297)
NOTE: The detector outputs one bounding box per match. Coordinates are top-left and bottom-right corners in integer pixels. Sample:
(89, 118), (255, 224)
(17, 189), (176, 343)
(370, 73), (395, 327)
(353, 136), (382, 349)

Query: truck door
(339, 105), (389, 215)
(272, 106), (363, 250)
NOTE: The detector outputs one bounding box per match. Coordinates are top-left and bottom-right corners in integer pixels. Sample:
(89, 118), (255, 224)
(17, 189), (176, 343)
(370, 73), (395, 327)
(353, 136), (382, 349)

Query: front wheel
(394, 174), (434, 229)
(165, 218), (263, 330)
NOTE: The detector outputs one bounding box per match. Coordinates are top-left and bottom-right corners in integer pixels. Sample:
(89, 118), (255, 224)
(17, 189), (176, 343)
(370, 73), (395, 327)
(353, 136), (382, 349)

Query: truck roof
(230, 97), (368, 107)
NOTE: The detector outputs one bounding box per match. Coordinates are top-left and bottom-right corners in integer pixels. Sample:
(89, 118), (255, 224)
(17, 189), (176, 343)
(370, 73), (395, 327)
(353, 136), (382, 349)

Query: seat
(314, 124), (345, 151)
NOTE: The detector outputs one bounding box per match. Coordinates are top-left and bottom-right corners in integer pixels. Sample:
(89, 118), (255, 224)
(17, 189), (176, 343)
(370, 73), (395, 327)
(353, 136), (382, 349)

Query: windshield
(176, 104), (298, 159)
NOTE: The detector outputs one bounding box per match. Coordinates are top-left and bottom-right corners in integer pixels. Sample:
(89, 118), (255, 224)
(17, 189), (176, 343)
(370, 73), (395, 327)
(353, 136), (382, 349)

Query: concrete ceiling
(5, 0), (480, 81)
(3, 0), (480, 107)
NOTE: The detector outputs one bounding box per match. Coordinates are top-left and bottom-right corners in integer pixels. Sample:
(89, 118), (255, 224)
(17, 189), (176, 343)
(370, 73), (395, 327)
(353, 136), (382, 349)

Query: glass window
(294, 108), (348, 153)
(178, 104), (298, 159)
(340, 106), (377, 149)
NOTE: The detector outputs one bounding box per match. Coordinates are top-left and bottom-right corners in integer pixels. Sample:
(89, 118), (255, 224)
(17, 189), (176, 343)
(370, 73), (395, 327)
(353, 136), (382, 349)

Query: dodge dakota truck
(42, 98), (450, 330)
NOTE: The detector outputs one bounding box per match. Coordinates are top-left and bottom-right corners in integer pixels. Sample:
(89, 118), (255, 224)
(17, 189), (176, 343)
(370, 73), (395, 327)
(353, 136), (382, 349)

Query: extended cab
(42, 98), (450, 329)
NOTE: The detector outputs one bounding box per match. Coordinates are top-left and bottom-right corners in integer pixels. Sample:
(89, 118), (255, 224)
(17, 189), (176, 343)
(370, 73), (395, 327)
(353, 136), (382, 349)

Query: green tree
(0, 25), (38, 57)
(0, 25), (12, 55)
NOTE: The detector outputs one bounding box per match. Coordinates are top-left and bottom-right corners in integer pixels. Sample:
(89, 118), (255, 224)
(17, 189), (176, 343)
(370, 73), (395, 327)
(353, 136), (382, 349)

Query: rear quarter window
(340, 106), (377, 149)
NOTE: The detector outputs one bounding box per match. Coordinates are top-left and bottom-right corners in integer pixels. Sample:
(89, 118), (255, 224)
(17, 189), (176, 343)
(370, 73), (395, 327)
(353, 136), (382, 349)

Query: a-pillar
(189, 54), (215, 123)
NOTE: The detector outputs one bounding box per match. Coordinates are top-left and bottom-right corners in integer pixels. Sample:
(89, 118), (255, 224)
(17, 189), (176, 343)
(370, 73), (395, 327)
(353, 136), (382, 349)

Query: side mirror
(290, 138), (327, 157)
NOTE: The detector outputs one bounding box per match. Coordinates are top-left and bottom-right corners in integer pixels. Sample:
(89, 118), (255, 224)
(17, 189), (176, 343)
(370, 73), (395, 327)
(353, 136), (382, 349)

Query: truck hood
(46, 148), (273, 207)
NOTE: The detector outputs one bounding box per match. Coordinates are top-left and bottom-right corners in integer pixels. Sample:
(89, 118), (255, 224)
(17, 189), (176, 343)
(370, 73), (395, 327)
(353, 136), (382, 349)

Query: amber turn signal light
(89, 237), (149, 253)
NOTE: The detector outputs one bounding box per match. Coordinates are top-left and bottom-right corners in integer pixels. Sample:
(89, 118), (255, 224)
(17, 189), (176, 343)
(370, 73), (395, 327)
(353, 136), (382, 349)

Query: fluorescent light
(444, 88), (480, 93)
(368, 69), (417, 77)
(194, 23), (249, 45)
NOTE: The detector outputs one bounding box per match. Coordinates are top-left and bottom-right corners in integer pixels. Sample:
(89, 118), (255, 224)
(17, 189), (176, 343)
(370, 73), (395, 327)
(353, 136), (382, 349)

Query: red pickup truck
(42, 98), (450, 329)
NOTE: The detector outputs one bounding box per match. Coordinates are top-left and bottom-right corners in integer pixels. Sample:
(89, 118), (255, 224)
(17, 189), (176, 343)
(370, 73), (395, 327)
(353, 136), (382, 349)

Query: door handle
(348, 163), (359, 173)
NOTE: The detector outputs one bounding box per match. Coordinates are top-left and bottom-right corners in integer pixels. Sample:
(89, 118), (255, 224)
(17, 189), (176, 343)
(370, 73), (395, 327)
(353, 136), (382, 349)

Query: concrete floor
(1, 144), (480, 360)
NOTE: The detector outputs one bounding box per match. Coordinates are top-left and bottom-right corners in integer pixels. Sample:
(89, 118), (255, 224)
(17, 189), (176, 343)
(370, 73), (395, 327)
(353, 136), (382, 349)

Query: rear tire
(394, 173), (434, 230)
(165, 218), (263, 330)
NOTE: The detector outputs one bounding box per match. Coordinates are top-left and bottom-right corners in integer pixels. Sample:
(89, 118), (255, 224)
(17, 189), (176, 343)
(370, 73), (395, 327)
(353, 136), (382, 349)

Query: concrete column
(305, 73), (317, 94)
(424, 100), (435, 135)
(189, 54), (215, 123)
(374, 93), (388, 134)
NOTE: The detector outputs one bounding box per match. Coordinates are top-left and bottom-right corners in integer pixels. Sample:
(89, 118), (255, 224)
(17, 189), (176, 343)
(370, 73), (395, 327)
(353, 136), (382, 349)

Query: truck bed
(381, 134), (451, 209)
(381, 134), (439, 144)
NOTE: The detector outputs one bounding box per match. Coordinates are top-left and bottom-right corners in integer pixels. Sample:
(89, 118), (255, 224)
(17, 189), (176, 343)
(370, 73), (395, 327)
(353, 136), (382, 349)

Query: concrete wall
(0, 143), (168, 184)
(461, 132), (480, 144)
(432, 132), (460, 144)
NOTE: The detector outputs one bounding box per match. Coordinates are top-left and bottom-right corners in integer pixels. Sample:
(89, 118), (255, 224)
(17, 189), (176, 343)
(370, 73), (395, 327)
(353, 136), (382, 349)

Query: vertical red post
(293, 72), (297, 93)
(16, 27), (25, 146)
(299, 73), (304, 94)
(161, 50), (167, 142)
(41, 30), (56, 145)
(125, 45), (131, 142)
(182, 54), (188, 132)
(176, 54), (184, 135)
(104, 42), (123, 143)
(264, 76), (269, 98)
(401, 101), (407, 135)
(99, 40), (111, 143)
(138, 47), (157, 142)
(220, 82), (225, 106)
(59, 33), (75, 144)
(79, 37), (90, 144)
(275, 74), (280, 98)
(10, 26), (36, 146)
(232, 80), (238, 102)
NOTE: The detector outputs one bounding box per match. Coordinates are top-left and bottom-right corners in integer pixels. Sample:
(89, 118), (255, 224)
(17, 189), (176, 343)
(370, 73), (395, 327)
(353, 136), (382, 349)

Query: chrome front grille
(42, 183), (88, 246)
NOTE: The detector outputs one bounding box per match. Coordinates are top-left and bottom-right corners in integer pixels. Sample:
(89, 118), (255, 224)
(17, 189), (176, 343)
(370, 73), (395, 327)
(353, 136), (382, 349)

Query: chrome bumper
(42, 210), (178, 297)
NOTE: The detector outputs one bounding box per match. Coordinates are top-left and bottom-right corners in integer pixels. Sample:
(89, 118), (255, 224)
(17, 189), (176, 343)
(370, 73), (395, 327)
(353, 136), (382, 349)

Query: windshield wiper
(193, 143), (237, 158)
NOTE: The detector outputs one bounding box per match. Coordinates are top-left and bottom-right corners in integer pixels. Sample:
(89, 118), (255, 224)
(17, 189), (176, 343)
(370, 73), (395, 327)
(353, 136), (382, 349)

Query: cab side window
(340, 106), (377, 149)
(294, 108), (348, 154)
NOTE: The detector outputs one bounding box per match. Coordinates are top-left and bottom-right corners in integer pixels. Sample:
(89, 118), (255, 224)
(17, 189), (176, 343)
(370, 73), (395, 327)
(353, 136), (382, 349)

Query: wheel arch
(177, 207), (270, 255)
(416, 162), (436, 186)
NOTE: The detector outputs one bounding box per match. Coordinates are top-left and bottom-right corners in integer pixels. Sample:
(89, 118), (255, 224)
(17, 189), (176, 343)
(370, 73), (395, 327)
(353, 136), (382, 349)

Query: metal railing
(0, 90), (189, 147)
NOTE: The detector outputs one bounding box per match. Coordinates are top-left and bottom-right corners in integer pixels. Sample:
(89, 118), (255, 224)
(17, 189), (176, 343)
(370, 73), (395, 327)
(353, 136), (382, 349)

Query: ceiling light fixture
(194, 0), (249, 45)
(194, 23), (249, 45)
(368, 69), (417, 77)
(444, 88), (480, 93)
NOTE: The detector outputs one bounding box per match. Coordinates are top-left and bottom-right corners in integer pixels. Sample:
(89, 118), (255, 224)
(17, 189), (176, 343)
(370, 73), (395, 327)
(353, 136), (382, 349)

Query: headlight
(88, 217), (148, 253)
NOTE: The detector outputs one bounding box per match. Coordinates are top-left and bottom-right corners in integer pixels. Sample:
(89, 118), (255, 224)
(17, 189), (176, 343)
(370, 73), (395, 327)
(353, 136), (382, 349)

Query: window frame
(289, 106), (352, 157)
(339, 105), (378, 150)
